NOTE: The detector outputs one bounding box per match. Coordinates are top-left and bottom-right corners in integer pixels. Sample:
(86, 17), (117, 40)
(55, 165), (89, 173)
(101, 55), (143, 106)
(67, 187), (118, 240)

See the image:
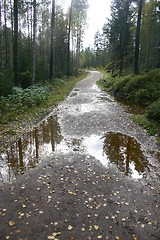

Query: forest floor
(0, 71), (160, 240)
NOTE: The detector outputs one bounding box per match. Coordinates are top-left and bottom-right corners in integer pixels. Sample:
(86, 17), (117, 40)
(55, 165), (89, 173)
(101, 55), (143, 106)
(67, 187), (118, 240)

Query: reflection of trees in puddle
(103, 132), (148, 177)
(0, 115), (62, 184)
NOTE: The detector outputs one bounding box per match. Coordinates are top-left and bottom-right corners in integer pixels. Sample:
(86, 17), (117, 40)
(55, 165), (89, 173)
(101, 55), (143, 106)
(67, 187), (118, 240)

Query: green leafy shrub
(147, 100), (160, 121)
(102, 68), (160, 106)
(0, 85), (49, 114)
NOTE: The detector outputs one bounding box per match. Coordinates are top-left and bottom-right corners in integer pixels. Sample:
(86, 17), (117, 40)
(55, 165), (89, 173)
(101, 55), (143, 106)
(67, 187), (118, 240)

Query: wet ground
(0, 71), (160, 240)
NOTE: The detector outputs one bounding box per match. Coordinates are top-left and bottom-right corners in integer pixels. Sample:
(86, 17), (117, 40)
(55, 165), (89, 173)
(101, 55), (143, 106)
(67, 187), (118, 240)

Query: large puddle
(0, 115), (151, 184)
(0, 114), (62, 184)
(83, 133), (149, 179)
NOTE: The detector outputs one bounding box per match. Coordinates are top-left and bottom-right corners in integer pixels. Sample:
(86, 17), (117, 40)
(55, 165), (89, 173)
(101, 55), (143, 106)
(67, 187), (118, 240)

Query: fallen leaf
(67, 190), (76, 196)
(68, 225), (73, 230)
(47, 236), (55, 240)
(98, 235), (103, 239)
(94, 225), (99, 230)
(9, 221), (15, 226)
(115, 236), (120, 240)
(52, 232), (61, 237)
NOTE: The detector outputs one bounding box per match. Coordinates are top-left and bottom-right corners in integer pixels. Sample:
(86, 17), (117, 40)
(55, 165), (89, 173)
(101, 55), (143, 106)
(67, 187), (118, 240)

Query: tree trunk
(119, 0), (129, 76)
(32, 0), (37, 84)
(134, 0), (143, 75)
(0, 0), (2, 70)
(67, 0), (73, 77)
(13, 0), (19, 86)
(49, 0), (55, 80)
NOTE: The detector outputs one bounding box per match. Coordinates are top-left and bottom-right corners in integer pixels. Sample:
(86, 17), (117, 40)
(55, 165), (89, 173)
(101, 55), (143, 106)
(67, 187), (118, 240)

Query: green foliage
(0, 85), (49, 117)
(147, 100), (160, 121)
(0, 72), (87, 125)
(132, 115), (160, 138)
(102, 69), (160, 107)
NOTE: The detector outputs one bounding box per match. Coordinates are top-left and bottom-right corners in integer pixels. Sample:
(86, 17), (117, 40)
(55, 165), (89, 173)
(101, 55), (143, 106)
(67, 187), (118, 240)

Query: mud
(0, 71), (160, 240)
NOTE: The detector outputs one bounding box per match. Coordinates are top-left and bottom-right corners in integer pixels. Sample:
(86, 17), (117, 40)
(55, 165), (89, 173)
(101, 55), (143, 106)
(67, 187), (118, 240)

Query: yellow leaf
(47, 236), (54, 240)
(52, 232), (61, 237)
(94, 225), (99, 230)
(67, 190), (76, 196)
(68, 225), (73, 230)
(98, 235), (103, 239)
(9, 221), (15, 226)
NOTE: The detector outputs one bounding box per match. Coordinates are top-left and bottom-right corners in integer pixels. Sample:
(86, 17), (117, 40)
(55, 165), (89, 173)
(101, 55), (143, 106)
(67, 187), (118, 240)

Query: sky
(57, 0), (111, 48)
(84, 0), (111, 47)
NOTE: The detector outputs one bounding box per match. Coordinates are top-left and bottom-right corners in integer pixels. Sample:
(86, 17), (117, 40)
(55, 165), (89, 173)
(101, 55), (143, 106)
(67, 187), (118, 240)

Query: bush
(102, 68), (160, 106)
(0, 85), (49, 114)
(147, 100), (160, 121)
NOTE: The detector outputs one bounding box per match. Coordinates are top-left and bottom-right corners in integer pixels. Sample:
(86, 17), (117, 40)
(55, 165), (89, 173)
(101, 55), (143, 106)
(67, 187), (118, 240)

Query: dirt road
(0, 71), (160, 240)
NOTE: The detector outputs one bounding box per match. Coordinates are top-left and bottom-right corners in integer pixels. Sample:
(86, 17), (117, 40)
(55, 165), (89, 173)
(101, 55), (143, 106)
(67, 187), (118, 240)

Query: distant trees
(67, 0), (88, 75)
(0, 0), (88, 96)
(93, 0), (160, 76)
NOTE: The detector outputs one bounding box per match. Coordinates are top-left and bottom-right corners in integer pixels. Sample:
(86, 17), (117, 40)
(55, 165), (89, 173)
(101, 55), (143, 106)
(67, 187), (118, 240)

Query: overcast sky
(84, 0), (111, 47)
(57, 0), (111, 48)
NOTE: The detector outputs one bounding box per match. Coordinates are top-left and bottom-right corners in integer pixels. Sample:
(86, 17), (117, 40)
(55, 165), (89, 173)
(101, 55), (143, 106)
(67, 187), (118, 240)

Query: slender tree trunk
(13, 0), (19, 86)
(27, 2), (31, 58)
(32, 0), (37, 84)
(10, 0), (14, 65)
(134, 0), (143, 75)
(49, 0), (55, 80)
(76, 24), (81, 74)
(67, 0), (73, 77)
(0, 0), (2, 70)
(119, 0), (129, 76)
(4, 0), (9, 68)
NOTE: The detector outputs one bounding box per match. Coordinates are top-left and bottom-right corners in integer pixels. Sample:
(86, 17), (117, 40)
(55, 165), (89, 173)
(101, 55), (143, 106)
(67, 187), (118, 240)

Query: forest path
(0, 71), (160, 240)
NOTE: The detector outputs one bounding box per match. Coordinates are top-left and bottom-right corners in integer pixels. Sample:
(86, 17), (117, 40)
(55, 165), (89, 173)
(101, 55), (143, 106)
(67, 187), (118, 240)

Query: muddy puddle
(0, 114), (62, 184)
(0, 112), (151, 184)
(83, 133), (149, 179)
